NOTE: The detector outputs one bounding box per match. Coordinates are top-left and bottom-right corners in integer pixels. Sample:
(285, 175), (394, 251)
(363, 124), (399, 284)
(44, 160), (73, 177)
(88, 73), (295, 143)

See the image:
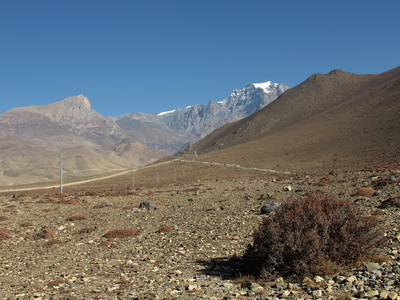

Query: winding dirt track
(0, 170), (131, 193)
(0, 158), (290, 193)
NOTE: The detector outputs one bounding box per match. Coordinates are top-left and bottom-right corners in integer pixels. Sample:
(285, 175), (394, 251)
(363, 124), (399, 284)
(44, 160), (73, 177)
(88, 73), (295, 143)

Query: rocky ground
(1, 161), (400, 299)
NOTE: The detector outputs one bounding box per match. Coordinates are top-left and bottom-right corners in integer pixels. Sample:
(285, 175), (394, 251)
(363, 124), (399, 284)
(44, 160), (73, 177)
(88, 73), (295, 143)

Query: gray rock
(261, 202), (279, 214)
(249, 282), (264, 292)
(363, 261), (381, 272)
(139, 201), (156, 210)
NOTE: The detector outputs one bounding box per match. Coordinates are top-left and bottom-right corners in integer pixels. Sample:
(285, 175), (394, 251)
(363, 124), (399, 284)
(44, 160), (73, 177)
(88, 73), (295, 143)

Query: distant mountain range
(0, 81), (288, 185)
(1, 65), (398, 186)
(113, 81), (288, 153)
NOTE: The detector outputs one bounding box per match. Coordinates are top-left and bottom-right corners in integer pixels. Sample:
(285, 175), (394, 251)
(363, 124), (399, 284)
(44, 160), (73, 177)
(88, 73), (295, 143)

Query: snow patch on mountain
(252, 81), (279, 93)
(157, 109), (176, 116)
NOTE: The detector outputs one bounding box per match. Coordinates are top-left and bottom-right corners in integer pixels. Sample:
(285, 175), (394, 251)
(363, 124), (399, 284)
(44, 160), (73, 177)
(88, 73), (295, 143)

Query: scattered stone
(139, 201), (156, 210)
(186, 284), (199, 291)
(362, 261), (381, 272)
(346, 275), (357, 284)
(261, 202), (279, 214)
(312, 289), (323, 297)
(364, 290), (379, 297)
(124, 259), (133, 266)
(249, 282), (264, 292)
(284, 185), (292, 191)
(380, 290), (390, 299)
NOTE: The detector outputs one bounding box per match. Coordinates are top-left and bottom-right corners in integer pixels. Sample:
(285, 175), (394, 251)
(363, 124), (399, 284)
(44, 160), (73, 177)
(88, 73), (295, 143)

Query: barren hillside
(184, 67), (400, 172)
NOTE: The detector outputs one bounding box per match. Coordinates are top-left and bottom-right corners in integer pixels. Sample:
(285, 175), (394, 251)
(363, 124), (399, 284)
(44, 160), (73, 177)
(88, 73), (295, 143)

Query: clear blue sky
(0, 0), (399, 116)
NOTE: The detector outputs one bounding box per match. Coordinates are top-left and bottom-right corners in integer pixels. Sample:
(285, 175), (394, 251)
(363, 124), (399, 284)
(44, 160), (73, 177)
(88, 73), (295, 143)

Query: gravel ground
(1, 165), (400, 299)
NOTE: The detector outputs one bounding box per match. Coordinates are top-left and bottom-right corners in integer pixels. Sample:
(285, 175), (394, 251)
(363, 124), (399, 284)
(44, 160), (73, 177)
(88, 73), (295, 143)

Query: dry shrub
(0, 227), (12, 241)
(45, 239), (63, 246)
(242, 194), (386, 280)
(48, 278), (66, 287)
(156, 225), (173, 233)
(0, 228), (10, 234)
(103, 228), (140, 239)
(32, 229), (55, 240)
(74, 227), (96, 234)
(66, 214), (87, 221)
(59, 199), (82, 205)
(99, 240), (113, 247)
(20, 222), (34, 227)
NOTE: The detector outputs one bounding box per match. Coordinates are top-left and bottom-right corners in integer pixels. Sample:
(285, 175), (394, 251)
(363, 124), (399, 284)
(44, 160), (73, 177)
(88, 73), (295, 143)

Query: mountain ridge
(115, 81), (289, 153)
(183, 66), (400, 172)
(0, 79), (288, 185)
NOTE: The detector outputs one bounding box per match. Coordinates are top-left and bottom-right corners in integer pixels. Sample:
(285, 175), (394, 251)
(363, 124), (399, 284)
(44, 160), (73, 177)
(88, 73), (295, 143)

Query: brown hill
(184, 67), (400, 172)
(0, 96), (168, 185)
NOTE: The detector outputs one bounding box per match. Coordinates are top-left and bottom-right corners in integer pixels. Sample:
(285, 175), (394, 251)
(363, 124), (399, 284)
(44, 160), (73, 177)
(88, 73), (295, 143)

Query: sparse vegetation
(242, 193), (386, 280)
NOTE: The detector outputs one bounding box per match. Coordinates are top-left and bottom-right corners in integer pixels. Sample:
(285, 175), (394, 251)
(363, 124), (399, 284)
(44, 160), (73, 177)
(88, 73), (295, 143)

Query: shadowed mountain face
(184, 67), (400, 172)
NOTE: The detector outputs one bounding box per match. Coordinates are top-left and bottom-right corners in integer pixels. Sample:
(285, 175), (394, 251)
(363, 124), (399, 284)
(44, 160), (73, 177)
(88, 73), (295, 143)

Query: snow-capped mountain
(115, 81), (289, 153)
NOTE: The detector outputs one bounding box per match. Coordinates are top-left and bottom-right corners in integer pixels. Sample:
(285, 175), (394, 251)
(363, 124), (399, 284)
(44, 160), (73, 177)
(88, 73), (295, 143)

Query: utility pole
(132, 164), (135, 189)
(60, 152), (63, 194)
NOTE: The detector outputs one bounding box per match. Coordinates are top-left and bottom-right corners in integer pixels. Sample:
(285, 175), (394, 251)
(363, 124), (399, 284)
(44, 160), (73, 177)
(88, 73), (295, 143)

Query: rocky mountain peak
(115, 81), (290, 153)
(61, 94), (91, 111)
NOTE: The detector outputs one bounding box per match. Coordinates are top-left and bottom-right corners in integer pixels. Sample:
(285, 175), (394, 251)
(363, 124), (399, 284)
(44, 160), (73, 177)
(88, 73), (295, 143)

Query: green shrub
(242, 194), (386, 280)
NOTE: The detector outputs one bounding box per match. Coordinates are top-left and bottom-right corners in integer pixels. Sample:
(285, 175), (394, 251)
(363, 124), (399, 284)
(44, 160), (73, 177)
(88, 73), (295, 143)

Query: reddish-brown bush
(66, 214), (87, 221)
(32, 229), (55, 240)
(0, 228), (12, 241)
(45, 239), (63, 246)
(156, 225), (173, 233)
(242, 194), (385, 280)
(74, 227), (96, 234)
(103, 228), (140, 239)
(20, 222), (34, 227)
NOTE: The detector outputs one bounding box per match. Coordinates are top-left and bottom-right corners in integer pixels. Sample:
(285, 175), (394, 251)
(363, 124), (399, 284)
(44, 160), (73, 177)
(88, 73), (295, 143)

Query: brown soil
(0, 161), (400, 298)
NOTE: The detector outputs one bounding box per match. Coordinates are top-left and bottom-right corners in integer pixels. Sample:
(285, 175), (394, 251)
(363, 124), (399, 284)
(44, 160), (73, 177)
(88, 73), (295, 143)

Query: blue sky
(0, 0), (399, 116)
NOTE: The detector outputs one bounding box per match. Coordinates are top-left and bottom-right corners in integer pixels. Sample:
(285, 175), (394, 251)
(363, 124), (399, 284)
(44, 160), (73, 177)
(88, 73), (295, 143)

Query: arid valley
(1, 66), (400, 299)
